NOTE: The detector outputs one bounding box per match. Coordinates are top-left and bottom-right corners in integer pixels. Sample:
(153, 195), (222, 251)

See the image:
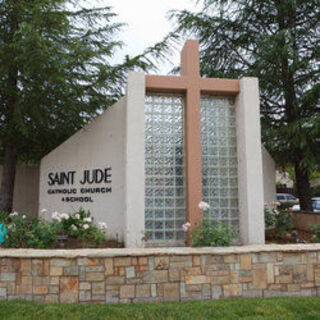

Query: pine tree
(169, 0), (320, 210)
(0, 0), (155, 212)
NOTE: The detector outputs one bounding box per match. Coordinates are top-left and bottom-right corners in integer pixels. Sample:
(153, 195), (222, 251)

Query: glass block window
(201, 96), (239, 232)
(145, 93), (186, 243)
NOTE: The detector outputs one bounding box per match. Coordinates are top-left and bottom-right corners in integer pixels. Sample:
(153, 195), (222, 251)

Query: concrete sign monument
(39, 40), (269, 248)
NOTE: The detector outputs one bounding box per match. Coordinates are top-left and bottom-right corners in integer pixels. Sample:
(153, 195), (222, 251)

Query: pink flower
(51, 212), (61, 222)
(98, 222), (107, 230)
(182, 222), (191, 232)
(84, 217), (92, 223)
(198, 201), (210, 211)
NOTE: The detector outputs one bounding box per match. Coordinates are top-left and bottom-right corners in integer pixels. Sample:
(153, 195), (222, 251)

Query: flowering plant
(264, 201), (292, 234)
(0, 211), (57, 248)
(51, 208), (107, 246)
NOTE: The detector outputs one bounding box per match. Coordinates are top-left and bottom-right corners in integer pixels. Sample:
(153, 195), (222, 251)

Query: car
(276, 193), (298, 203)
(291, 197), (320, 213)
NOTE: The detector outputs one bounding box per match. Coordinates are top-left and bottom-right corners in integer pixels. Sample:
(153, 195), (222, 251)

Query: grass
(1, 297), (320, 320)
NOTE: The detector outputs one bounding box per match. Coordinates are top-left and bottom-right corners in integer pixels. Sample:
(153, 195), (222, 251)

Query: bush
(275, 211), (293, 234)
(310, 224), (320, 243)
(312, 185), (320, 197)
(0, 208), (108, 248)
(264, 203), (292, 234)
(50, 208), (107, 247)
(279, 202), (295, 210)
(0, 212), (57, 249)
(191, 220), (235, 247)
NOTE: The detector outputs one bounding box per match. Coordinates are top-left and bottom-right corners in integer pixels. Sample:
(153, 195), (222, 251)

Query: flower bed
(0, 209), (118, 249)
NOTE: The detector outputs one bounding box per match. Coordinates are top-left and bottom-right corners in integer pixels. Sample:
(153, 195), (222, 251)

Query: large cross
(146, 40), (240, 244)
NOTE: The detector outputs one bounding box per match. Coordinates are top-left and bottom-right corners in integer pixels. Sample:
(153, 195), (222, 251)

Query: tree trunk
(0, 140), (17, 213)
(294, 162), (313, 211)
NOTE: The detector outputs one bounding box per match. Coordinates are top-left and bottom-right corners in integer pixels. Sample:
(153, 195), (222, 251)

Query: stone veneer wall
(1, 245), (320, 303)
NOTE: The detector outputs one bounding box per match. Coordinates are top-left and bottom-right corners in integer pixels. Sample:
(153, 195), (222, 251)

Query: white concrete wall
(236, 77), (265, 245)
(124, 72), (146, 248)
(0, 166), (39, 216)
(39, 97), (127, 242)
(262, 146), (276, 203)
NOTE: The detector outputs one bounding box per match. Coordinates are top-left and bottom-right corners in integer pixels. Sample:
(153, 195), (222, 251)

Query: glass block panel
(201, 96), (239, 232)
(145, 93), (186, 243)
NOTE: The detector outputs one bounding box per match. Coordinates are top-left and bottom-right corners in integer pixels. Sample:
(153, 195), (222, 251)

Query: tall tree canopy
(168, 0), (320, 210)
(0, 0), (159, 212)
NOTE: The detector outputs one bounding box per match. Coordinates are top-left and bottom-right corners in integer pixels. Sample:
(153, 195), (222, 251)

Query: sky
(102, 0), (201, 74)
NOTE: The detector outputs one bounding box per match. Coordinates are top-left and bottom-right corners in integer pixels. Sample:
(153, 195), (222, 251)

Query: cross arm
(146, 75), (188, 93)
(200, 78), (240, 95)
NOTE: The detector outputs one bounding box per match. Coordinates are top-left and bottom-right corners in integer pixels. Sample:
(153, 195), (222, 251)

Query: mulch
(265, 228), (314, 244)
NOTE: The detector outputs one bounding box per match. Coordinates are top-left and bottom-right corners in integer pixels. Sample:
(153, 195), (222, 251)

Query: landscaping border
(1, 244), (320, 303)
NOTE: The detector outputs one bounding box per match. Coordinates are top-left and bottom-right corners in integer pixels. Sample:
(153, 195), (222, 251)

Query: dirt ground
(265, 228), (314, 244)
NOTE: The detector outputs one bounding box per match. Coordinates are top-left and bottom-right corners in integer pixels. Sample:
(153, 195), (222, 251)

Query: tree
(0, 0), (158, 212)
(168, 0), (319, 210)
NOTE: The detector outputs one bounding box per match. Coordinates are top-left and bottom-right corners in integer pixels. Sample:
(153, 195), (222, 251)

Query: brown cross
(146, 40), (239, 244)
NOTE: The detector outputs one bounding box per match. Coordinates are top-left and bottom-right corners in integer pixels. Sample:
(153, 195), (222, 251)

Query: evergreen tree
(169, 0), (319, 210)
(0, 0), (155, 212)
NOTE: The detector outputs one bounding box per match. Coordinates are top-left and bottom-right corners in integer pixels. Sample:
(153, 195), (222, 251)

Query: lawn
(1, 297), (320, 320)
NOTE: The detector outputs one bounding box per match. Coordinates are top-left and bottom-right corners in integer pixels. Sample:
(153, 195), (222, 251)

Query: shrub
(51, 208), (107, 246)
(264, 202), (293, 234)
(275, 211), (293, 234)
(0, 212), (57, 249)
(191, 220), (235, 247)
(0, 208), (108, 248)
(279, 201), (295, 210)
(310, 224), (320, 243)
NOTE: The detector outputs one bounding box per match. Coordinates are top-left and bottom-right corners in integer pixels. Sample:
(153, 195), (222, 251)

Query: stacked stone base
(0, 245), (320, 303)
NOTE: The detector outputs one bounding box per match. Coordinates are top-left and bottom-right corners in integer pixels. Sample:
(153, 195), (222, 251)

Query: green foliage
(264, 204), (293, 234)
(191, 220), (235, 247)
(0, 212), (57, 248)
(164, 0), (320, 209)
(279, 202), (295, 210)
(312, 185), (320, 197)
(0, 0), (159, 163)
(264, 209), (276, 229)
(51, 208), (107, 246)
(310, 224), (320, 243)
(275, 211), (293, 234)
(0, 208), (107, 248)
(2, 296), (320, 320)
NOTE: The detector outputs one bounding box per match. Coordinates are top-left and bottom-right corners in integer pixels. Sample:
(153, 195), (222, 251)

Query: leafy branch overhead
(0, 0), (170, 212)
(0, 0), (165, 162)
(161, 0), (319, 210)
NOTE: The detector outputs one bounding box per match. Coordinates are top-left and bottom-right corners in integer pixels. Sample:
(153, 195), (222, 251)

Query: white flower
(51, 212), (61, 222)
(98, 222), (108, 230)
(84, 217), (92, 223)
(71, 224), (78, 231)
(83, 224), (89, 230)
(7, 223), (14, 230)
(182, 222), (191, 232)
(60, 213), (69, 220)
(198, 201), (210, 211)
(9, 212), (18, 217)
(22, 215), (26, 219)
(40, 209), (48, 214)
(74, 214), (80, 220)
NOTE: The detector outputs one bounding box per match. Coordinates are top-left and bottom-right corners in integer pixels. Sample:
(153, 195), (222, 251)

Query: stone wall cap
(1, 244), (320, 258)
